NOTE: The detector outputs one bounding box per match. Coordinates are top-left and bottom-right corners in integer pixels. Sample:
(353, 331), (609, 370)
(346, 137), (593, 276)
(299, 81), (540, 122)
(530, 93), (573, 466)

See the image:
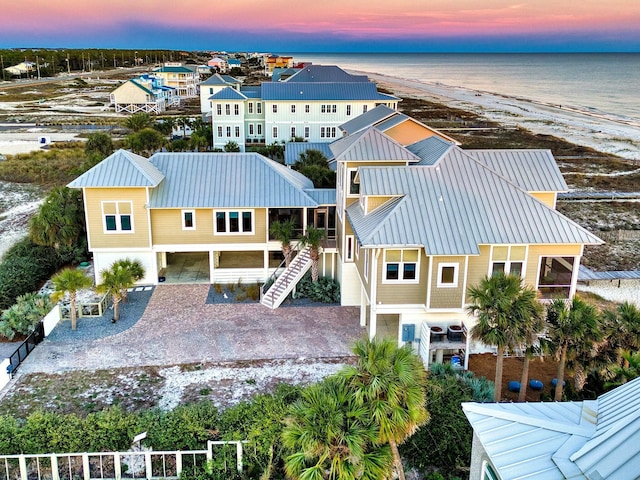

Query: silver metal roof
(347, 147), (602, 254)
(407, 136), (454, 166)
(261, 82), (397, 101)
(330, 127), (421, 163)
(339, 105), (396, 135)
(579, 265), (640, 281)
(284, 65), (369, 83)
(285, 142), (334, 166)
(466, 149), (568, 192)
(68, 149), (165, 188)
(463, 376), (640, 480)
(209, 87), (247, 101)
(304, 189), (336, 205)
(147, 152), (318, 208)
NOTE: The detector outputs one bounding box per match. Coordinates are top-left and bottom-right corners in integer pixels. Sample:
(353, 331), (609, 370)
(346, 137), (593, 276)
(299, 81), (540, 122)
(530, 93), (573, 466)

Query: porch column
(209, 250), (216, 283)
(569, 255), (582, 300)
(302, 209), (308, 235)
(264, 250), (269, 279)
(360, 287), (367, 327)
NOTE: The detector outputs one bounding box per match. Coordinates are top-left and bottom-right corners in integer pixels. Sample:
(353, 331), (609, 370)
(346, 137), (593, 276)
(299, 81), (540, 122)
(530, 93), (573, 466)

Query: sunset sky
(2, 0), (639, 52)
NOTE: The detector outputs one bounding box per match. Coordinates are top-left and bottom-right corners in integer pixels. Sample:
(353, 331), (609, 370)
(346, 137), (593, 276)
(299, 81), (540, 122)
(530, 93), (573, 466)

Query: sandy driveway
(18, 284), (364, 374)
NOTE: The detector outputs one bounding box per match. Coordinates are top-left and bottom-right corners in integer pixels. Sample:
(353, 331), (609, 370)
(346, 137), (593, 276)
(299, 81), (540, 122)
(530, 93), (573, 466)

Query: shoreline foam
(356, 70), (640, 160)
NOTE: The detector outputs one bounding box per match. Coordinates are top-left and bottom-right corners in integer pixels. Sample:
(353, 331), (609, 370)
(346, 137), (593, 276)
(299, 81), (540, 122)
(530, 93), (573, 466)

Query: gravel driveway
(18, 284), (364, 374)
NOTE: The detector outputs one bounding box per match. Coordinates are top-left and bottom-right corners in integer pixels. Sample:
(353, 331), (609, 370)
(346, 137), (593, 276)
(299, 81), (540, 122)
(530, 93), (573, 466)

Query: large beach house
(69, 108), (601, 368)
(202, 65), (400, 151)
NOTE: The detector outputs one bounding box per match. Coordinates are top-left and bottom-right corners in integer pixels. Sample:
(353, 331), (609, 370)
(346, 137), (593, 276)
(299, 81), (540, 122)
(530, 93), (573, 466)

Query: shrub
(0, 293), (53, 339)
(144, 402), (220, 451)
(293, 273), (340, 303)
(0, 415), (19, 454)
(84, 406), (138, 451)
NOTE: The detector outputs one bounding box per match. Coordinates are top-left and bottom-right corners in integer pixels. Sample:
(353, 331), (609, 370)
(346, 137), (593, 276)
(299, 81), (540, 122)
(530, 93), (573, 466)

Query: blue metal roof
(407, 136), (454, 166)
(285, 65), (369, 83)
(261, 82), (396, 101)
(209, 87), (247, 101)
(340, 105), (396, 134)
(304, 189), (336, 205)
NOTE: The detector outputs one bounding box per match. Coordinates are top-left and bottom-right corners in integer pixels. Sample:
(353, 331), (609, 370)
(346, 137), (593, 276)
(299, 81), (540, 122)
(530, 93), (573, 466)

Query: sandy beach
(0, 131), (83, 155)
(366, 72), (640, 161)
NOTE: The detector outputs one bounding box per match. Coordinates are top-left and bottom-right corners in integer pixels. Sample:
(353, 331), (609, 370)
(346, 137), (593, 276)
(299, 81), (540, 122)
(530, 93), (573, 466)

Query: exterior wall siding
(429, 256), (466, 309)
(151, 208), (268, 245)
(84, 188), (150, 249)
(376, 251), (429, 305)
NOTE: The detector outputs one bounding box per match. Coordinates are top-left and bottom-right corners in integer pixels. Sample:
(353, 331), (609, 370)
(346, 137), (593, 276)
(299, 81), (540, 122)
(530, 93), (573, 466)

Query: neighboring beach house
(463, 376), (640, 479)
(153, 64), (198, 97)
(110, 76), (179, 114)
(199, 74), (243, 114)
(204, 65), (400, 151)
(207, 57), (227, 72)
(68, 109), (601, 368)
(68, 150), (337, 288)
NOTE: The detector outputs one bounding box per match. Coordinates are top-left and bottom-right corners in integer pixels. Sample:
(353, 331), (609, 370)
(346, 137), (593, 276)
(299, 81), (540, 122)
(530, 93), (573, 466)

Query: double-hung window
(217, 126), (223, 137)
(225, 104), (230, 115)
(249, 124), (254, 135)
(103, 201), (133, 233)
(305, 104), (310, 113)
(272, 104), (278, 113)
(273, 126), (278, 139)
(346, 105), (351, 116)
(304, 126), (310, 138)
(257, 102), (262, 114)
(291, 126), (296, 138)
(257, 124), (262, 135)
(384, 249), (419, 282)
(234, 104), (239, 115)
(216, 104), (222, 115)
(291, 104), (296, 113)
(248, 102), (253, 114)
(226, 126), (231, 137)
(214, 210), (253, 234)
(234, 126), (240, 137)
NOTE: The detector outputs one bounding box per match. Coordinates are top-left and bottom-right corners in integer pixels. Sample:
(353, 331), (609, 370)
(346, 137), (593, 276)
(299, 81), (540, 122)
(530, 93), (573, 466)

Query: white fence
(0, 441), (246, 480)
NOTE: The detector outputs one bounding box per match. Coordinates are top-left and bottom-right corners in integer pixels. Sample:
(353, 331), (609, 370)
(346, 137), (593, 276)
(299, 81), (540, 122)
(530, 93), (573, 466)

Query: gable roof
(261, 82), (398, 102)
(284, 65), (369, 83)
(154, 66), (194, 73)
(463, 376), (640, 480)
(127, 79), (154, 96)
(209, 87), (247, 101)
(200, 73), (239, 86)
(330, 127), (421, 163)
(147, 153), (318, 208)
(68, 150), (165, 188)
(465, 149), (568, 192)
(347, 146), (602, 254)
(407, 136), (454, 166)
(340, 105), (397, 135)
(285, 142), (334, 166)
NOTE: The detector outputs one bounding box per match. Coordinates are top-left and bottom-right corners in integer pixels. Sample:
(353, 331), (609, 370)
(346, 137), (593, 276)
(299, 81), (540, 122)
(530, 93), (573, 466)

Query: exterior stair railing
(260, 242), (312, 309)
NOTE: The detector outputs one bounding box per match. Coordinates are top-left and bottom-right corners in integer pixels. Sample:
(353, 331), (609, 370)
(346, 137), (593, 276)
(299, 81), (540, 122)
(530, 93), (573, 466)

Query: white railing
(0, 441), (247, 480)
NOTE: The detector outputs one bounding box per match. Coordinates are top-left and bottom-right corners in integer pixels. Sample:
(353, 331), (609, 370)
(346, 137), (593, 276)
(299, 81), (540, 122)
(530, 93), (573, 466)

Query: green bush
(84, 407), (138, 452)
(293, 273), (340, 303)
(0, 293), (53, 339)
(144, 402), (220, 451)
(0, 415), (19, 454)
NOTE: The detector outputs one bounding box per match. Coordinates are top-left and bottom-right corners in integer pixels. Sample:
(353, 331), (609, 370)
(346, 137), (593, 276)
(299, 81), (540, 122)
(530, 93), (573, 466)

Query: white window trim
(182, 209), (196, 230)
(437, 262), (459, 288)
(347, 168), (359, 197)
(213, 210), (255, 235)
(382, 249), (420, 284)
(364, 249), (369, 281)
(102, 201), (134, 234)
(345, 235), (354, 262)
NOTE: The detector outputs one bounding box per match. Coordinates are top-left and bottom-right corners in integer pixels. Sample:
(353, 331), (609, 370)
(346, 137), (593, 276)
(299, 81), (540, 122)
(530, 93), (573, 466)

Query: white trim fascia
(152, 243), (270, 251)
(425, 307), (467, 314)
(374, 304), (428, 314)
(91, 247), (153, 253)
(82, 188), (92, 251)
(426, 255), (432, 309)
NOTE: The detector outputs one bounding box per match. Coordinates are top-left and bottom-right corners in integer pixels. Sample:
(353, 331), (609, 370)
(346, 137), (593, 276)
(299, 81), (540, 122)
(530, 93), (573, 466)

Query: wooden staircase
(261, 246), (312, 309)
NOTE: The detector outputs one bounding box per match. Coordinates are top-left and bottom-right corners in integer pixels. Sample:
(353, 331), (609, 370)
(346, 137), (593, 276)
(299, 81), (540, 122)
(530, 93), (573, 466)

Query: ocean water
(288, 53), (640, 126)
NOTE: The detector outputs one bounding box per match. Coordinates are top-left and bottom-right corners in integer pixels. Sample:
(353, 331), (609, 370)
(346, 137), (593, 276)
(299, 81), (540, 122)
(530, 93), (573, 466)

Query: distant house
(205, 65), (399, 151)
(207, 57), (227, 72)
(199, 74), (242, 114)
(265, 55), (294, 74)
(152, 64), (198, 97)
(227, 59), (242, 71)
(4, 61), (35, 77)
(110, 75), (179, 114)
(463, 376), (640, 480)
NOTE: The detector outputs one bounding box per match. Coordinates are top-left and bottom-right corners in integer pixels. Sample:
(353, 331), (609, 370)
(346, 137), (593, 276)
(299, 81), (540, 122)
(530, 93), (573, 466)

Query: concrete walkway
(18, 284), (364, 374)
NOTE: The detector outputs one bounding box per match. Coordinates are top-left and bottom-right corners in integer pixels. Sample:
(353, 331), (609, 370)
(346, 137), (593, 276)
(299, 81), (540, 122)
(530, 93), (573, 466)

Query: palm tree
(516, 306), (546, 402)
(339, 338), (429, 480)
(51, 269), (93, 330)
(283, 376), (392, 480)
(29, 187), (85, 249)
(602, 302), (640, 372)
(124, 112), (152, 132)
(300, 226), (325, 282)
(269, 218), (297, 267)
(111, 258), (144, 301)
(96, 261), (140, 322)
(176, 116), (192, 138)
(606, 350), (640, 388)
(546, 297), (602, 401)
(467, 273), (542, 402)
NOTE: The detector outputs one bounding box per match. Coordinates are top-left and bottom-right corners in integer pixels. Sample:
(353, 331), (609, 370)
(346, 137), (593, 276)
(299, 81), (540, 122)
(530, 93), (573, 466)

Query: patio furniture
(551, 378), (566, 388)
